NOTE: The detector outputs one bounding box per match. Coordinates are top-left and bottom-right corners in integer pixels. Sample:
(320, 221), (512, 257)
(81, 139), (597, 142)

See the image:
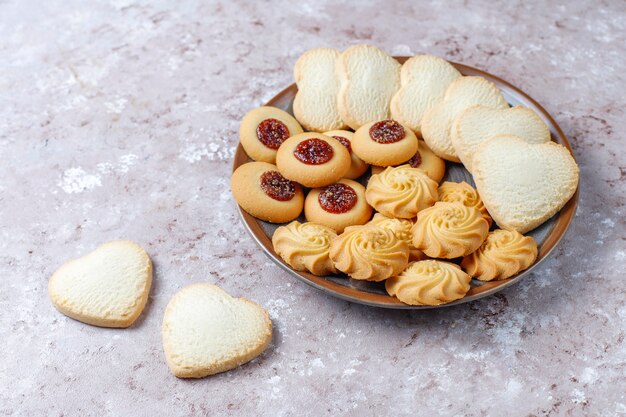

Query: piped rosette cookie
(412, 202), (489, 259)
(438, 181), (492, 227)
(368, 213), (425, 261)
(239, 106), (304, 163)
(304, 179), (372, 233)
(371, 139), (446, 183)
(461, 229), (538, 281)
(366, 165), (438, 219)
(329, 224), (409, 281)
(231, 162), (304, 223)
(276, 133), (351, 188)
(272, 221), (338, 276)
(385, 260), (471, 306)
(323, 130), (369, 179)
(352, 120), (418, 167)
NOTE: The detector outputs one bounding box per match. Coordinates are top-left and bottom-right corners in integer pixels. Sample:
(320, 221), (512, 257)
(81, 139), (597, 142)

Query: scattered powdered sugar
(96, 154), (138, 174)
(58, 154), (138, 193)
(179, 141), (235, 163)
(57, 167), (102, 194)
(571, 388), (587, 404)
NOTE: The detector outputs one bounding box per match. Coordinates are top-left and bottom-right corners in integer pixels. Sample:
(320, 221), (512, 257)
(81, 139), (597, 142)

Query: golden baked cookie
(323, 130), (369, 179)
(366, 165), (438, 219)
(276, 132), (351, 188)
(231, 162), (304, 223)
(239, 106), (304, 163)
(272, 221), (338, 276)
(371, 139), (446, 183)
(412, 202), (489, 258)
(461, 229), (538, 281)
(368, 213), (425, 261)
(385, 260), (471, 306)
(438, 181), (492, 227)
(329, 225), (409, 281)
(352, 120), (418, 166)
(304, 179), (372, 233)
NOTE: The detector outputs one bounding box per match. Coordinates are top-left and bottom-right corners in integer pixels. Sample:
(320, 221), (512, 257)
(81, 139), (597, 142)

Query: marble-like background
(1, 0), (625, 415)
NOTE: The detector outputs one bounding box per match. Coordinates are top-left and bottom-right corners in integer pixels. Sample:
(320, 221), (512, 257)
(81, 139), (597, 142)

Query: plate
(232, 57), (579, 309)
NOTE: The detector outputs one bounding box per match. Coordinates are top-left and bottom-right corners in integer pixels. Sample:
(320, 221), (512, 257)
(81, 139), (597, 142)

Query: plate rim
(232, 57), (580, 309)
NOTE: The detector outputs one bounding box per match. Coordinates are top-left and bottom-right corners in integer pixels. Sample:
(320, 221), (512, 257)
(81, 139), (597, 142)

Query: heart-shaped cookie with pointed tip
(472, 135), (579, 233)
(48, 240), (152, 328)
(162, 284), (272, 378)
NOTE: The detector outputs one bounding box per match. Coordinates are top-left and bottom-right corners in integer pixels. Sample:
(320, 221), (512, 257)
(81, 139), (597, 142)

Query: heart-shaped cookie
(48, 240), (152, 328)
(162, 284), (272, 378)
(451, 105), (551, 172)
(472, 135), (579, 233)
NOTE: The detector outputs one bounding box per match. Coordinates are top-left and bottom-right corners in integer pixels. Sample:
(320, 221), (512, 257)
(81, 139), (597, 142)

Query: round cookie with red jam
(324, 130), (369, 180)
(304, 179), (372, 233)
(231, 162), (304, 223)
(240, 106), (304, 163)
(371, 139), (446, 182)
(352, 119), (418, 167)
(276, 133), (351, 188)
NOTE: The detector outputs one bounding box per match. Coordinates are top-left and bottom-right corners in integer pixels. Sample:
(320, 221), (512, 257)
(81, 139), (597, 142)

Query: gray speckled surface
(1, 0), (625, 416)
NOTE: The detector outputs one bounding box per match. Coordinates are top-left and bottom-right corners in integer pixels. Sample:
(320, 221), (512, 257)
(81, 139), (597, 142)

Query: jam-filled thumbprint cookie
(240, 106), (304, 163)
(304, 179), (372, 233)
(371, 139), (446, 183)
(231, 161), (304, 223)
(276, 133), (351, 188)
(323, 130), (369, 180)
(352, 119), (418, 167)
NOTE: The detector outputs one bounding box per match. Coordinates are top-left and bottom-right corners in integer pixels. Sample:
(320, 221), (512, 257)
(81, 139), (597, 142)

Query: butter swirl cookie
(461, 229), (538, 281)
(368, 213), (425, 261)
(438, 181), (492, 227)
(329, 225), (409, 281)
(366, 165), (438, 219)
(385, 260), (471, 306)
(412, 202), (489, 258)
(272, 221), (338, 276)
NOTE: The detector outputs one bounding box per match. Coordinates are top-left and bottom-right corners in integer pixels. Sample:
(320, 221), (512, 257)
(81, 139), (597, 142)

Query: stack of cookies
(231, 45), (579, 306)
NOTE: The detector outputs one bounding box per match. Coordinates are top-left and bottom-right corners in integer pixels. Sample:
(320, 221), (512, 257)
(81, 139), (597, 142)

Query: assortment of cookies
(231, 44), (579, 306)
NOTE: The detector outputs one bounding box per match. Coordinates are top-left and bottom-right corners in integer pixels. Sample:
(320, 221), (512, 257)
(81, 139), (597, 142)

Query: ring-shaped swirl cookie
(385, 260), (471, 306)
(272, 221), (338, 276)
(368, 213), (425, 261)
(366, 165), (438, 219)
(438, 181), (492, 227)
(461, 229), (538, 281)
(329, 225), (409, 281)
(412, 202), (489, 258)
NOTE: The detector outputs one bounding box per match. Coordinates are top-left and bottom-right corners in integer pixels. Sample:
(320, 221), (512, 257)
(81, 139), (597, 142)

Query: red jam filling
(256, 118), (290, 149)
(259, 170), (296, 201)
(333, 136), (352, 153)
(408, 150), (422, 168)
(293, 138), (334, 165)
(318, 183), (357, 214)
(369, 120), (406, 144)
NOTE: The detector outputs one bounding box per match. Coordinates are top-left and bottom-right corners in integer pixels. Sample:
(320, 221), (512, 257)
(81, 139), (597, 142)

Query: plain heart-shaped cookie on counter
(472, 135), (579, 234)
(48, 240), (153, 328)
(162, 283), (272, 378)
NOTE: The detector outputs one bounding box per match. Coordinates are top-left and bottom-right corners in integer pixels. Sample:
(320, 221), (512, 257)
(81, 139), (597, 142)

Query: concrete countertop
(1, 0), (625, 415)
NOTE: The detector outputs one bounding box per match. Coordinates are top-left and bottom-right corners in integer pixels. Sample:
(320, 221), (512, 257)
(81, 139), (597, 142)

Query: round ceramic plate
(233, 57), (579, 309)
